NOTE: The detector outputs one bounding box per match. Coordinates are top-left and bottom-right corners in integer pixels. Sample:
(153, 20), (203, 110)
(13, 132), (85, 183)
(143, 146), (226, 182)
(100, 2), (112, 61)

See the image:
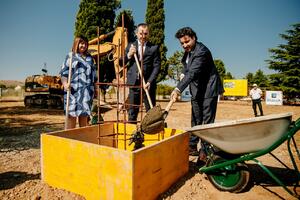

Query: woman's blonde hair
(72, 36), (89, 54)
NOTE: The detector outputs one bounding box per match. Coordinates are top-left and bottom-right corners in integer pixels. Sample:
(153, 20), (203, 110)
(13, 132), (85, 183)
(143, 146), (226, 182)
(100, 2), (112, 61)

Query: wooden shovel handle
(65, 53), (72, 129)
(133, 53), (153, 108)
(165, 99), (175, 112)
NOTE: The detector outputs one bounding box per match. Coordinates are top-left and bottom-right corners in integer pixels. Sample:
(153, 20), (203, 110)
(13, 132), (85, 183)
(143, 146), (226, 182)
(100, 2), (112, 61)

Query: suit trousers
(190, 96), (218, 148)
(128, 81), (156, 122)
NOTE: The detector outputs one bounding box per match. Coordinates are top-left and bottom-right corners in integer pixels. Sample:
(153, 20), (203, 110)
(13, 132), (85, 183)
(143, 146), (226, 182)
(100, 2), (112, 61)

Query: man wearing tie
(123, 23), (161, 123)
(170, 27), (224, 164)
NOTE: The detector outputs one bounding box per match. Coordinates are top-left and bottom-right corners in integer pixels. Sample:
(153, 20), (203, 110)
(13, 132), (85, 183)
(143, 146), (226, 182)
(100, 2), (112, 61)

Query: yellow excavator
(24, 74), (64, 108)
(24, 27), (128, 109)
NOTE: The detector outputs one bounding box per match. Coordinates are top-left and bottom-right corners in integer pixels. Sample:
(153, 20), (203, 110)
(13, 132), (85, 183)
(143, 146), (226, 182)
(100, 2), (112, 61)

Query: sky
(0, 0), (299, 81)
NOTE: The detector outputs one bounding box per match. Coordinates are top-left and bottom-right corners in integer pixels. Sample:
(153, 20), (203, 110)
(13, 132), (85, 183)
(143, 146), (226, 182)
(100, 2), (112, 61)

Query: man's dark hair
(137, 23), (148, 28)
(175, 27), (198, 41)
(135, 23), (148, 33)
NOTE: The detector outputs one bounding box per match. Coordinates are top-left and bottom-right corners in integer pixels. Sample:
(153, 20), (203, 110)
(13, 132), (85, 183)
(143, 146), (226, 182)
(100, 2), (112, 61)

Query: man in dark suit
(170, 27), (224, 162)
(123, 23), (161, 122)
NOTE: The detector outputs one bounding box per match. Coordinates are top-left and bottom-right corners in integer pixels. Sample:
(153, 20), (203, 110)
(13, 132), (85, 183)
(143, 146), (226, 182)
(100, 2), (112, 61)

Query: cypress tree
(145, 0), (168, 83)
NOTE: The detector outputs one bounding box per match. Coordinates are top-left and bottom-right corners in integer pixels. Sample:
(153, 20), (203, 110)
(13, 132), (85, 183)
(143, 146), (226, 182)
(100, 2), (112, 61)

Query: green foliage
(75, 0), (121, 40)
(224, 72), (234, 79)
(75, 0), (121, 86)
(244, 72), (254, 85)
(167, 51), (184, 83)
(0, 84), (6, 89)
(266, 23), (300, 98)
(156, 84), (174, 97)
(115, 9), (136, 42)
(214, 59), (226, 81)
(145, 0), (168, 83)
(253, 69), (269, 88)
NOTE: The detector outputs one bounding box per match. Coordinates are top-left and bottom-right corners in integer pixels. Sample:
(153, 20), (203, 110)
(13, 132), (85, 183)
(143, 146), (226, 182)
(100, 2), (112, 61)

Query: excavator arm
(88, 27), (128, 79)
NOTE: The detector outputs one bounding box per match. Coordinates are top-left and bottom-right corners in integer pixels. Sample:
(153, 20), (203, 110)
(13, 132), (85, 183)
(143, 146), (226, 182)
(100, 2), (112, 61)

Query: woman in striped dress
(60, 36), (97, 129)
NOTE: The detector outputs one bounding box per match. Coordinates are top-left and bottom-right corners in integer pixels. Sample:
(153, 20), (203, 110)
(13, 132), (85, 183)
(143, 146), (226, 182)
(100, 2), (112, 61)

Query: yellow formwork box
(41, 123), (189, 200)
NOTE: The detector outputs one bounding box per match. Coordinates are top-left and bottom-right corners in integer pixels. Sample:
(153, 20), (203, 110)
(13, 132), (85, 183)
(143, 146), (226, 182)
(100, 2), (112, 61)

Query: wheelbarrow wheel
(206, 155), (250, 193)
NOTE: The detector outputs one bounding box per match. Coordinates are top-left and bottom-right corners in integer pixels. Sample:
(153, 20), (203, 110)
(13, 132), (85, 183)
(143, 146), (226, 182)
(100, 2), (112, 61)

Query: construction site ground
(0, 100), (299, 200)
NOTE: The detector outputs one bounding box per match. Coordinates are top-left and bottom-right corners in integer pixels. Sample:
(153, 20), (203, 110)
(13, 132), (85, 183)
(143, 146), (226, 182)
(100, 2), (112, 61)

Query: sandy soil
(0, 100), (299, 200)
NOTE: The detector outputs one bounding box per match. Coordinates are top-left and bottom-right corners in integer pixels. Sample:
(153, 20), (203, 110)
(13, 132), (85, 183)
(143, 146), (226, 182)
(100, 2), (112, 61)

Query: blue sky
(0, 0), (299, 81)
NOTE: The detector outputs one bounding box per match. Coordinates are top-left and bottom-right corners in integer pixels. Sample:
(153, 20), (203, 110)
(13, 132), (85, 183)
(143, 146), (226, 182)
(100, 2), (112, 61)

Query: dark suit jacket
(177, 42), (224, 99)
(123, 41), (160, 86)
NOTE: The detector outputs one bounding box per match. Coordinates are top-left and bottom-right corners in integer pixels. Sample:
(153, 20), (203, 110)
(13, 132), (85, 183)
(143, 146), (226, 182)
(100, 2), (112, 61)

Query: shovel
(140, 98), (176, 135)
(129, 99), (176, 150)
(133, 51), (176, 134)
(65, 52), (73, 130)
(133, 53), (153, 108)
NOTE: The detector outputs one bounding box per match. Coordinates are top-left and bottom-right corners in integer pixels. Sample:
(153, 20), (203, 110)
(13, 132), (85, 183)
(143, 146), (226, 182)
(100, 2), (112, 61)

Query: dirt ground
(0, 100), (299, 200)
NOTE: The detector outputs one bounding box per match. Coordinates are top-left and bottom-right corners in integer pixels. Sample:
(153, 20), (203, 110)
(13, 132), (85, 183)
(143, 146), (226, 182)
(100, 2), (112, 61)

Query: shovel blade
(141, 105), (164, 134)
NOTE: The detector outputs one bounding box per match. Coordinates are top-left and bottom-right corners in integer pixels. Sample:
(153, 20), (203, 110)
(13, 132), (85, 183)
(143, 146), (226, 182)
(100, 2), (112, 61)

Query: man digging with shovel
(122, 23), (160, 124)
(170, 27), (224, 166)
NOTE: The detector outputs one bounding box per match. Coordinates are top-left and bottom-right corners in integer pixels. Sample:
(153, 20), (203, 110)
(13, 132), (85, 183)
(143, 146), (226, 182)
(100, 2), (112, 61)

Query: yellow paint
(223, 79), (248, 96)
(114, 123), (184, 151)
(41, 123), (188, 200)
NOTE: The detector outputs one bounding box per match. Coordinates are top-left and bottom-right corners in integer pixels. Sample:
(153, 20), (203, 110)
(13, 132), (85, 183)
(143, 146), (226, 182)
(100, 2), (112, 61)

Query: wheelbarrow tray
(187, 113), (293, 154)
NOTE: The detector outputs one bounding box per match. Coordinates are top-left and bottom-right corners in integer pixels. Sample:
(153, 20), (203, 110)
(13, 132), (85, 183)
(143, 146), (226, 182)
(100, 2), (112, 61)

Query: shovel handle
(162, 99), (175, 120)
(165, 99), (175, 112)
(65, 53), (72, 129)
(134, 53), (153, 108)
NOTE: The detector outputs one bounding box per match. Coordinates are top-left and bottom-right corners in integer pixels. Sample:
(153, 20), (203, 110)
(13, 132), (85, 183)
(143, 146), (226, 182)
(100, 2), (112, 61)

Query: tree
(156, 84), (174, 98)
(245, 72), (254, 85)
(253, 69), (269, 88)
(75, 0), (121, 90)
(75, 0), (120, 40)
(224, 72), (234, 79)
(145, 0), (168, 83)
(214, 59), (226, 81)
(167, 51), (184, 83)
(0, 84), (6, 89)
(266, 23), (300, 98)
(115, 9), (136, 43)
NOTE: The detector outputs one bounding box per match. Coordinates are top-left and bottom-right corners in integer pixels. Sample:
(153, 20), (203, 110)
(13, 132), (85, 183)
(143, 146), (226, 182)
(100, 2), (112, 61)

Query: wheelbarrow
(187, 112), (300, 198)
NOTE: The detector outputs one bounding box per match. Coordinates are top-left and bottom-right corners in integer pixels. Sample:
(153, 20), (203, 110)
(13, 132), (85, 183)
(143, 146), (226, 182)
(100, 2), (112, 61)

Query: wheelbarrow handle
(134, 53), (153, 108)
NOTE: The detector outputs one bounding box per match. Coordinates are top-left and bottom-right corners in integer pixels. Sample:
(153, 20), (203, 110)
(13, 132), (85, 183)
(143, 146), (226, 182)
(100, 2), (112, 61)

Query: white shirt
(250, 88), (262, 100)
(138, 41), (146, 60)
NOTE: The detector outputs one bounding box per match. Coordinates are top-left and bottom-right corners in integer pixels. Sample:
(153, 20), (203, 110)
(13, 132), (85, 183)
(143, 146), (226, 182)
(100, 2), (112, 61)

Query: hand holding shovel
(133, 53), (153, 109)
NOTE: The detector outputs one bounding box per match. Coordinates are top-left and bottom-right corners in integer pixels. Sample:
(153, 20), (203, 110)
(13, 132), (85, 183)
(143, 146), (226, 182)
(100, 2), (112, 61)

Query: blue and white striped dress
(60, 53), (97, 117)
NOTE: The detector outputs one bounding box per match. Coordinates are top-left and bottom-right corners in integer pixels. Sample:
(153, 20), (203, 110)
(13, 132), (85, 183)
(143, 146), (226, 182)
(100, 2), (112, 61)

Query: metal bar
(88, 30), (116, 45)
(253, 158), (297, 198)
(121, 14), (127, 150)
(97, 26), (101, 145)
